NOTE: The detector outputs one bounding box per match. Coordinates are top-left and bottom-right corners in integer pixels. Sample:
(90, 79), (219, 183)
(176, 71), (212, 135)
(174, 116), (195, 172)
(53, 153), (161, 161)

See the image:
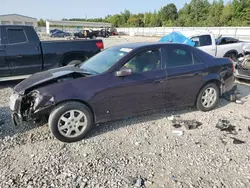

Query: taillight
(227, 57), (235, 72)
(96, 41), (104, 50)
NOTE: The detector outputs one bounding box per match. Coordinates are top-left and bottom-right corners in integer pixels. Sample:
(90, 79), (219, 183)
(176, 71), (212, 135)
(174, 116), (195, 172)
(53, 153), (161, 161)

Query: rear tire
(48, 101), (93, 143)
(196, 83), (219, 112)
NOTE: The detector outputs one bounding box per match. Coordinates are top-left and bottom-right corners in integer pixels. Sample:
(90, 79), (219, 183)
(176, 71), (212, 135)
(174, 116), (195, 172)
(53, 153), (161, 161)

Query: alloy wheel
(57, 110), (87, 138)
(201, 87), (217, 108)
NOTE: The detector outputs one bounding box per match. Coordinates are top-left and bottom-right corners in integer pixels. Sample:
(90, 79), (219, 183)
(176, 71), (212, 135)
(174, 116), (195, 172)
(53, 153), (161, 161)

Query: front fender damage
(10, 69), (88, 126)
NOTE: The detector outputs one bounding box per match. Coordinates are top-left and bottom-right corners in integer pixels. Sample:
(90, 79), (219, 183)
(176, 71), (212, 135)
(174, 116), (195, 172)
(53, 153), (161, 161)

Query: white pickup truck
(180, 30), (245, 61)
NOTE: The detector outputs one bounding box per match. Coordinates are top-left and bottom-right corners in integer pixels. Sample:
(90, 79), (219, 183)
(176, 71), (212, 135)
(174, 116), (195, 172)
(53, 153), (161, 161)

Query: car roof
(110, 42), (192, 50)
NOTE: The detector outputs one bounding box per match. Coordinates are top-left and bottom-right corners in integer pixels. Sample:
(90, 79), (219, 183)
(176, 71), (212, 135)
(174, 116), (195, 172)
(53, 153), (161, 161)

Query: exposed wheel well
(223, 50), (238, 61)
(53, 99), (95, 122)
(61, 54), (87, 66)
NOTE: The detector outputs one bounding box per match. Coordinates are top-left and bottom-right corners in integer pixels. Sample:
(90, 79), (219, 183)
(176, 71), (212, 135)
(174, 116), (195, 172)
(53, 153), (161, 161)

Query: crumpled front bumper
(9, 92), (24, 126)
(9, 90), (55, 126)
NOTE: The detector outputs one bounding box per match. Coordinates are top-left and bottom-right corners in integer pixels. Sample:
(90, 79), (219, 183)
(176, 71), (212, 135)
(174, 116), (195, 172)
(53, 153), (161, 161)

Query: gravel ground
(0, 37), (250, 188)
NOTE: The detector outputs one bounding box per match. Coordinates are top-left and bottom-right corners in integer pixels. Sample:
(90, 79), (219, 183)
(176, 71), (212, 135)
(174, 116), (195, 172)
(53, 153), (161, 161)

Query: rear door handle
(194, 72), (202, 75)
(16, 55), (22, 58)
(154, 77), (167, 83)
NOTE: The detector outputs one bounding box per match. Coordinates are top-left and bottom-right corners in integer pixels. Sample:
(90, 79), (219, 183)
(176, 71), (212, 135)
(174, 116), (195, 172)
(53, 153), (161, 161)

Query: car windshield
(80, 47), (132, 74)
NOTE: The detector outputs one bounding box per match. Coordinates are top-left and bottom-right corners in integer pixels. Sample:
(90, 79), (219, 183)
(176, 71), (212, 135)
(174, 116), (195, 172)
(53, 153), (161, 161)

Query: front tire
(196, 83), (219, 112)
(48, 101), (93, 143)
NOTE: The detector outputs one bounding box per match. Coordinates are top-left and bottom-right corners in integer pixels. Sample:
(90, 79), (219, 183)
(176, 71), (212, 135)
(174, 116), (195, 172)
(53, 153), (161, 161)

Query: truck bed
(41, 39), (103, 70)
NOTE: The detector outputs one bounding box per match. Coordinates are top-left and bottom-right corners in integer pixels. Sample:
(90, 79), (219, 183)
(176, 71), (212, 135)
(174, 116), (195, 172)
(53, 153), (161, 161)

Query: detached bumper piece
(222, 85), (238, 102)
(11, 112), (23, 126)
(9, 92), (24, 126)
(234, 70), (250, 80)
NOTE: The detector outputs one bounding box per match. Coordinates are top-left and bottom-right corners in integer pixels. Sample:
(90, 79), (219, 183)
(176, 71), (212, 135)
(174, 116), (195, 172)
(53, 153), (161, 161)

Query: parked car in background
(74, 28), (111, 39)
(99, 29), (110, 38)
(180, 31), (245, 62)
(51, 30), (71, 38)
(109, 28), (118, 36)
(9, 42), (235, 142)
(50, 29), (61, 34)
(0, 25), (104, 81)
(74, 29), (99, 39)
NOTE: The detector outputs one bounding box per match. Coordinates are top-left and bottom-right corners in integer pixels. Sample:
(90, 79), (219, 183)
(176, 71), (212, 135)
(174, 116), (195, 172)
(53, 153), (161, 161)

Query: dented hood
(14, 65), (88, 93)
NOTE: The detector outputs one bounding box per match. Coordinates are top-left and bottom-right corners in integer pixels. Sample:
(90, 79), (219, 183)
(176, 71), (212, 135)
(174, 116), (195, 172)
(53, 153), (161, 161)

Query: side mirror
(115, 67), (133, 77)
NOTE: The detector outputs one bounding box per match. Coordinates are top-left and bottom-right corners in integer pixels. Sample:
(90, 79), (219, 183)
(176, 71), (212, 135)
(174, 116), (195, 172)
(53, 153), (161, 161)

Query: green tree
(144, 12), (152, 26)
(220, 2), (233, 26)
(127, 14), (144, 27)
(120, 9), (131, 24)
(107, 14), (124, 27)
(53, 0), (250, 27)
(189, 0), (211, 26)
(160, 3), (178, 24)
(38, 19), (46, 27)
(150, 10), (162, 27)
(176, 3), (194, 26)
(245, 8), (250, 25)
(206, 0), (224, 26)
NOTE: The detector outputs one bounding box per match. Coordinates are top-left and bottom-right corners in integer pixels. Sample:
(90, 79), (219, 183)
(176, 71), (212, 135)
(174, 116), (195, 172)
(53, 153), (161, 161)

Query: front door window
(123, 49), (161, 73)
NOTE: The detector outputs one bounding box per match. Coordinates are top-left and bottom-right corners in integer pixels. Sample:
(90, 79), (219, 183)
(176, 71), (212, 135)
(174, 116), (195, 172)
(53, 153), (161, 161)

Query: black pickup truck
(0, 25), (104, 81)
(74, 29), (110, 39)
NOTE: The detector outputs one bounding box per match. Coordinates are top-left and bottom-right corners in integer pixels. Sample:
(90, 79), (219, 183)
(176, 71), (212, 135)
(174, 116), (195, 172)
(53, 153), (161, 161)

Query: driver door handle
(154, 78), (164, 83)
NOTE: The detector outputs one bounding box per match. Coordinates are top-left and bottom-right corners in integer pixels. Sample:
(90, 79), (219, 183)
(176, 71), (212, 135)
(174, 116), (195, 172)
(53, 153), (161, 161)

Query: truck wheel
(196, 83), (219, 112)
(67, 60), (82, 66)
(48, 101), (93, 143)
(92, 35), (97, 39)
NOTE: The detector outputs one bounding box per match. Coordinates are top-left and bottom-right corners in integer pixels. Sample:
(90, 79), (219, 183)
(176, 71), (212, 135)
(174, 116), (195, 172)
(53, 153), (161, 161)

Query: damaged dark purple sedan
(9, 43), (235, 142)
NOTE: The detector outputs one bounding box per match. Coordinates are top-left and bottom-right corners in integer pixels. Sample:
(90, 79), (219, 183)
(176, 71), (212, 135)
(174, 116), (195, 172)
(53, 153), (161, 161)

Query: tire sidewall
(196, 83), (219, 112)
(49, 102), (93, 143)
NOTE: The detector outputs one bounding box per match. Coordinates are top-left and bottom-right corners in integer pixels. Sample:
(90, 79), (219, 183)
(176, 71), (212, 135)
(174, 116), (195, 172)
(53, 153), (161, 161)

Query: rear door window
(7, 28), (27, 44)
(190, 35), (212, 47)
(165, 46), (202, 68)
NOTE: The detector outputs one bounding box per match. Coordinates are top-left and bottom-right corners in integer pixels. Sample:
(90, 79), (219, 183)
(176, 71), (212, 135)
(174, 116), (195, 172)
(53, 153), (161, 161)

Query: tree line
(38, 0), (250, 27)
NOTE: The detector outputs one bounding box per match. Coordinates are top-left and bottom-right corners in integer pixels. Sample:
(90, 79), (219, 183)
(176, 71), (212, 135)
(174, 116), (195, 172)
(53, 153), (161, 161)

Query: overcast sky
(1, 0), (230, 20)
